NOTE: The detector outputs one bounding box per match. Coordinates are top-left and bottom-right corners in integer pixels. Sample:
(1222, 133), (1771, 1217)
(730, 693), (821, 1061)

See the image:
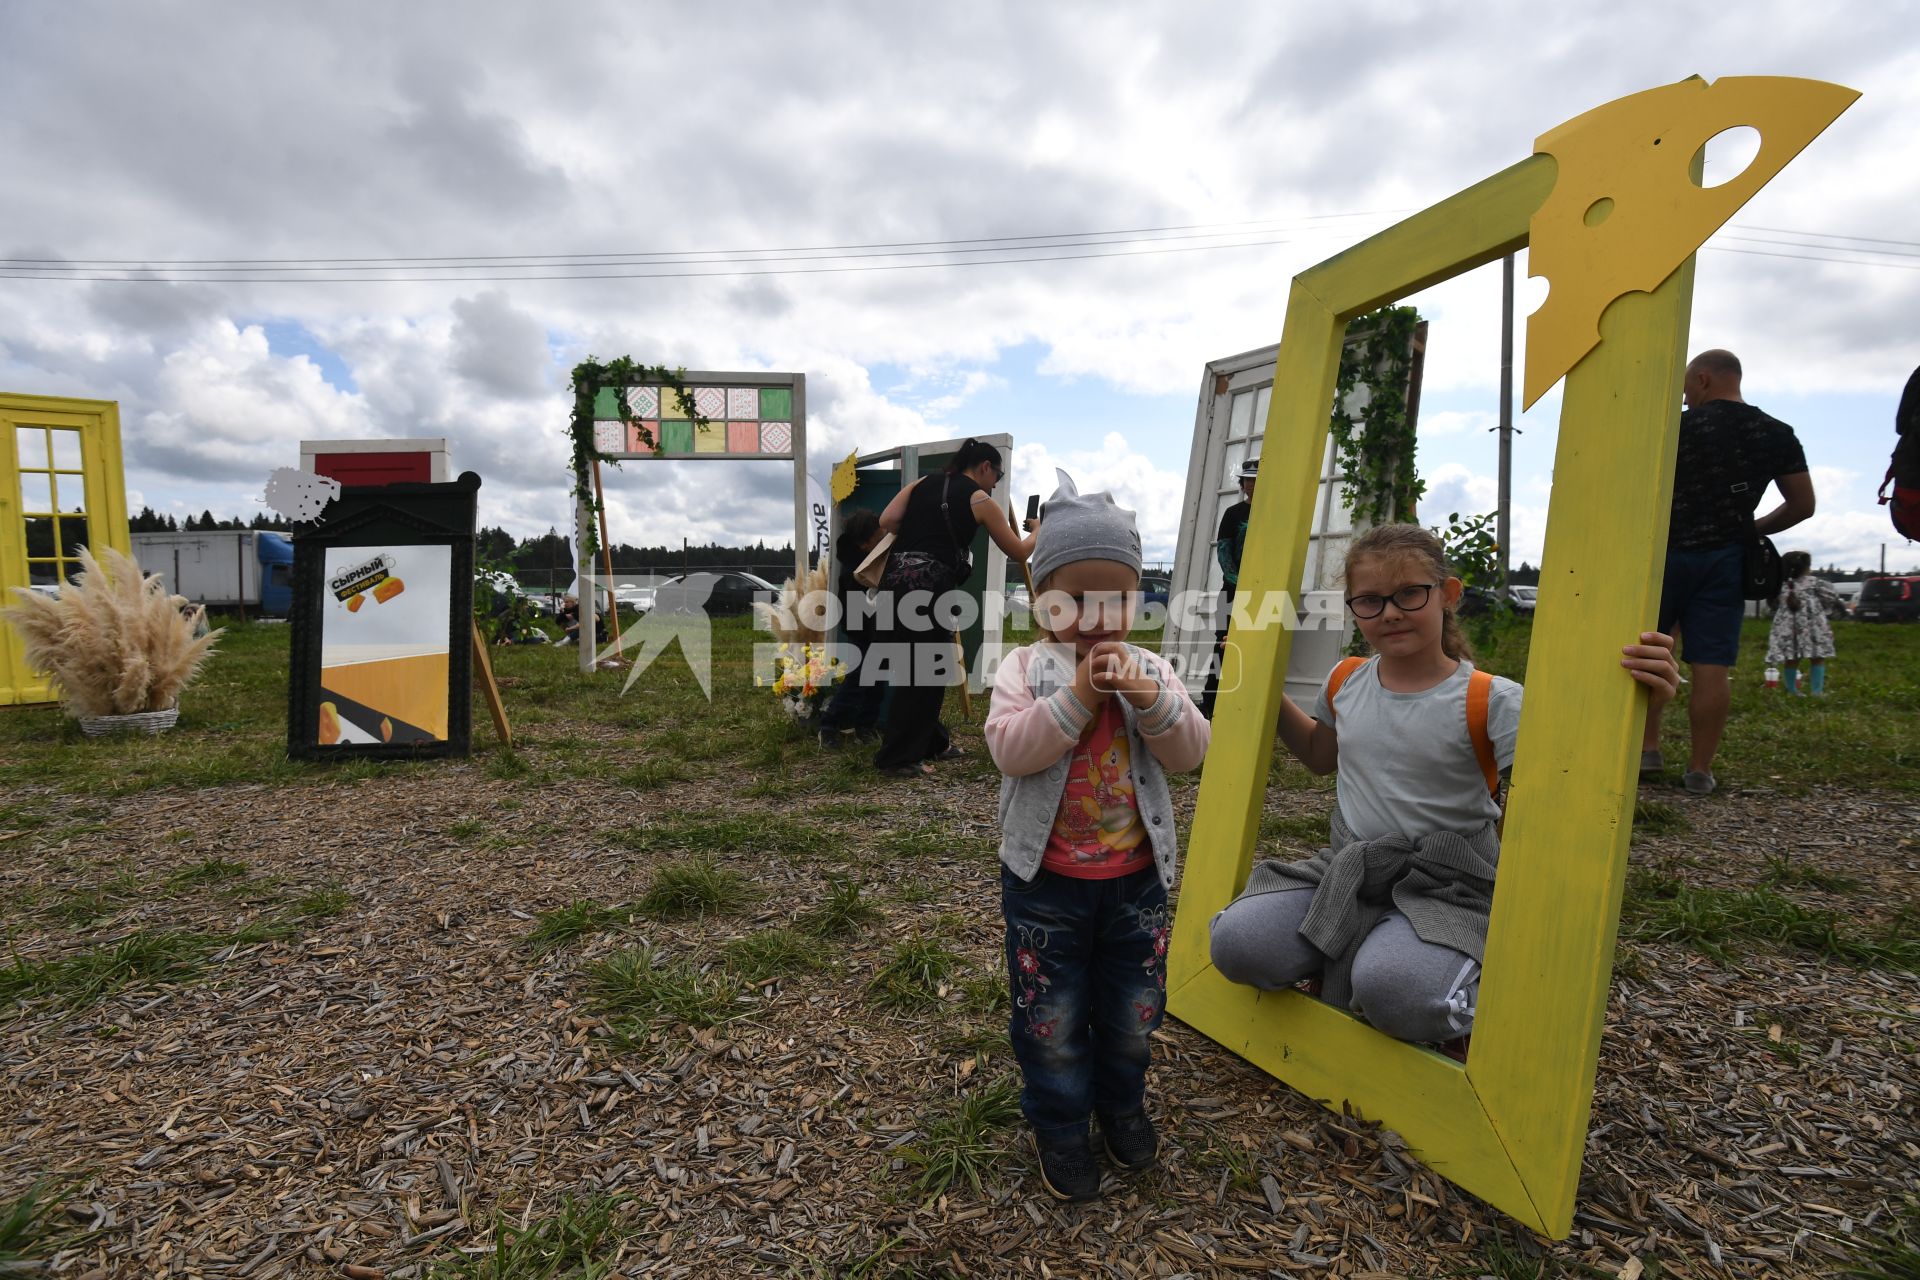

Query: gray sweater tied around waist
(1237, 810), (1500, 1007)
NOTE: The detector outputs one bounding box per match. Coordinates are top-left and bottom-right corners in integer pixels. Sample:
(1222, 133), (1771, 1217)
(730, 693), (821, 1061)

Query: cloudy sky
(4, 2), (1916, 576)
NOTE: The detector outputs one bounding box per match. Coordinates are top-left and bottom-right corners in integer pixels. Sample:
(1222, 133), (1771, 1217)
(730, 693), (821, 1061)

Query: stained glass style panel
(760, 422), (792, 453)
(693, 387), (726, 418)
(628, 422), (659, 452)
(759, 388), (792, 420)
(660, 421), (694, 453)
(593, 422), (625, 454)
(693, 422), (726, 454)
(593, 387), (621, 419)
(726, 388), (758, 418)
(662, 388), (695, 419)
(726, 422), (759, 453)
(630, 387), (660, 418)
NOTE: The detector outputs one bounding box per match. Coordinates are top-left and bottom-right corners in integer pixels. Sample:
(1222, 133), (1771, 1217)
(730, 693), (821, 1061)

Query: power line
(0, 216), (1914, 284)
(0, 211), (1403, 270)
(0, 233), (1359, 284)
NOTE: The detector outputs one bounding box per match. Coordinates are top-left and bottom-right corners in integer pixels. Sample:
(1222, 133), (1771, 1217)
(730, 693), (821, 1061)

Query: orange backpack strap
(1466, 669), (1500, 797)
(1324, 656), (1366, 720)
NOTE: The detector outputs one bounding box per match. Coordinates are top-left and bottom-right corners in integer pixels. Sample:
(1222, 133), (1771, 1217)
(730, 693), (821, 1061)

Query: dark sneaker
(1033, 1132), (1102, 1201)
(1638, 749), (1664, 778)
(1097, 1110), (1159, 1172)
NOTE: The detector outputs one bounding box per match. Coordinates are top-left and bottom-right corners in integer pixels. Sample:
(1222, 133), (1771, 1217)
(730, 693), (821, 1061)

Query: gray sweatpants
(1208, 888), (1478, 1043)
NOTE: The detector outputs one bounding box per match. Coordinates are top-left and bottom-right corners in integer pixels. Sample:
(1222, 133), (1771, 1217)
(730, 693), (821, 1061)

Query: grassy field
(1, 611), (1912, 799)
(0, 609), (1914, 1277)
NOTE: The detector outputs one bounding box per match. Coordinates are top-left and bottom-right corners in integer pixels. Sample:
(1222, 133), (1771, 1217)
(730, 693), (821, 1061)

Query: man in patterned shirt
(1642, 349), (1814, 796)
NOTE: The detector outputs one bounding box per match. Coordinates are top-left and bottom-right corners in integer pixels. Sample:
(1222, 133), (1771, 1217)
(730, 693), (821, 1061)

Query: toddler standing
(984, 473), (1209, 1201)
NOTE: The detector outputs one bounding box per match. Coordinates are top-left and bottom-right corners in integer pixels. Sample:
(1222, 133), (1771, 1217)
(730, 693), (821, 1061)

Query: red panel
(314, 452), (431, 486)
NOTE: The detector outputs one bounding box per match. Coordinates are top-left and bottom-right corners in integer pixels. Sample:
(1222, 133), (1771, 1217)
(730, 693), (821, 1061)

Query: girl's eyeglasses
(1346, 583), (1438, 618)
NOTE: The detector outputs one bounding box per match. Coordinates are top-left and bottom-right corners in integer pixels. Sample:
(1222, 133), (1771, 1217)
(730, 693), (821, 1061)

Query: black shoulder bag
(1742, 533), (1782, 601)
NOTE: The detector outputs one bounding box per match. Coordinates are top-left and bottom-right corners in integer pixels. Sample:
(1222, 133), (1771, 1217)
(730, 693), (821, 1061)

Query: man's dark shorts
(1657, 544), (1745, 666)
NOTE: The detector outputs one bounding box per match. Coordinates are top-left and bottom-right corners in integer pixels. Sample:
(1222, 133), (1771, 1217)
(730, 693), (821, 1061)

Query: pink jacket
(985, 641), (1210, 886)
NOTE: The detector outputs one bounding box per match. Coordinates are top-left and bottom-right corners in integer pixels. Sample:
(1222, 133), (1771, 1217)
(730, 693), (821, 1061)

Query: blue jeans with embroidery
(1001, 864), (1169, 1144)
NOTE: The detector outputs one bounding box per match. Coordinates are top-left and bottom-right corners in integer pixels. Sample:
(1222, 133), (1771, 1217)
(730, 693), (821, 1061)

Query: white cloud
(0, 2), (1912, 570)
(1014, 433), (1188, 564)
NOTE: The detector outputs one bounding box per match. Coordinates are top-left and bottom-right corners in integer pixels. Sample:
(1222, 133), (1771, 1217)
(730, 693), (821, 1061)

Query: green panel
(593, 387), (621, 420)
(759, 387), (792, 420)
(660, 420), (694, 454)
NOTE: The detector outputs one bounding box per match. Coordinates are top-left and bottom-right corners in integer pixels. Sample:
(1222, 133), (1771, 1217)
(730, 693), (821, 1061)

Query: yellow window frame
(1, 393), (132, 706)
(1165, 77), (1856, 1237)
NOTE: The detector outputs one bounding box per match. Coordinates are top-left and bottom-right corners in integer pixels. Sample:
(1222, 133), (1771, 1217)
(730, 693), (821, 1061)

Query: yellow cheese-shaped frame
(1165, 76), (1855, 1238)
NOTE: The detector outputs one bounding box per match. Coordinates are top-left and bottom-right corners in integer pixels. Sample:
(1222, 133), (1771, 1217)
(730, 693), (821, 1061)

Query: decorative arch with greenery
(567, 357), (711, 558)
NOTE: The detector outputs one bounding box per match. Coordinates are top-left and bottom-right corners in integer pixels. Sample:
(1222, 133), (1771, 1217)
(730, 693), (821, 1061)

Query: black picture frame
(287, 472), (479, 760)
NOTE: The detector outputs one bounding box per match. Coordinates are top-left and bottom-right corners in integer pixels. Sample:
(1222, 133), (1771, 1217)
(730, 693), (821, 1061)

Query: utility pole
(1496, 254), (1516, 593)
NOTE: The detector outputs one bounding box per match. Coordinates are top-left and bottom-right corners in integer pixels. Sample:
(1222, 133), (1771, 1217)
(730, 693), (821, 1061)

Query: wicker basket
(78, 707), (180, 737)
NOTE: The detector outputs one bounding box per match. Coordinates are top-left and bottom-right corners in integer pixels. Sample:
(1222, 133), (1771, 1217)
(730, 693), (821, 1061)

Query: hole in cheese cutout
(1695, 124), (1762, 189)
(1522, 75), (1858, 409)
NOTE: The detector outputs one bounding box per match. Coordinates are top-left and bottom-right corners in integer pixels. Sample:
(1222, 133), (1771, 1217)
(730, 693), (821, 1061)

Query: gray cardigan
(995, 643), (1190, 889)
(1239, 808), (1499, 1007)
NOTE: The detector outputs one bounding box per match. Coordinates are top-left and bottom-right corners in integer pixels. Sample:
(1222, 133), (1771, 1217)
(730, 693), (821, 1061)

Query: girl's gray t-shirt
(1311, 657), (1523, 841)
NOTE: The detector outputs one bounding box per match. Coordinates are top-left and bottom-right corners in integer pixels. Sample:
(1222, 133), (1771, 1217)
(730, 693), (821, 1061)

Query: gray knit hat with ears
(1030, 469), (1143, 585)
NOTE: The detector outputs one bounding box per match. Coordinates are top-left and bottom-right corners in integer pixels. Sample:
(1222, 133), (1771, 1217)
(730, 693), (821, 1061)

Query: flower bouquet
(768, 641), (844, 722)
(753, 565), (844, 724)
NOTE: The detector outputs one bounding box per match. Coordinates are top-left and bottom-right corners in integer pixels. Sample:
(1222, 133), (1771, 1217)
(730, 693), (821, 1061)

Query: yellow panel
(661, 387), (695, 420)
(831, 449), (860, 503)
(0, 393), (130, 707)
(319, 652), (451, 740)
(1473, 259), (1694, 1233)
(1524, 75), (1858, 408)
(692, 421), (726, 454)
(1166, 77), (1854, 1238)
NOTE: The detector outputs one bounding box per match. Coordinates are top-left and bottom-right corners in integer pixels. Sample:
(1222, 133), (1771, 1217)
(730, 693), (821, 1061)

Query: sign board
(287, 473), (478, 759)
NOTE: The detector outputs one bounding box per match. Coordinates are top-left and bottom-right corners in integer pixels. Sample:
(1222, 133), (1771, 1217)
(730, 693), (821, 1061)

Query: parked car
(1507, 584), (1537, 614)
(648, 570), (779, 618)
(1856, 575), (1920, 622)
(1140, 573), (1171, 607)
(613, 580), (667, 612)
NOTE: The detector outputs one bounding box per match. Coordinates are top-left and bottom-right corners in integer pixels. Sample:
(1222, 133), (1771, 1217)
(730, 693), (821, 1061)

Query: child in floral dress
(1765, 551), (1841, 694)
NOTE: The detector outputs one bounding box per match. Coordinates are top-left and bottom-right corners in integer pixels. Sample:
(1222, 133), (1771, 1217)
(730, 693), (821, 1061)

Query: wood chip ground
(2, 750), (1914, 1278)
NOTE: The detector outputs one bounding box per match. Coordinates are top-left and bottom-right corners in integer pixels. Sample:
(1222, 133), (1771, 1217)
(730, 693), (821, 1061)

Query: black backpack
(1881, 365), (1920, 542)
(1743, 534), (1782, 601)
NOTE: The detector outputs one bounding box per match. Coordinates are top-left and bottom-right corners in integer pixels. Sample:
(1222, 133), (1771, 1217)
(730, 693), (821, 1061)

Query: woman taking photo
(871, 439), (1036, 777)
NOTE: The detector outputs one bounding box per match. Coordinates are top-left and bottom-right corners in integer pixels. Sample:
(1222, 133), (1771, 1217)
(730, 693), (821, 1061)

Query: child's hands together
(1620, 631), (1680, 705)
(1085, 641), (1159, 707)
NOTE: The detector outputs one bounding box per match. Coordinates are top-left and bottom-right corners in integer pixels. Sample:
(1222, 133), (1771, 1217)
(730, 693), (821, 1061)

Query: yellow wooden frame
(1166, 79), (1854, 1236)
(1, 392), (132, 706)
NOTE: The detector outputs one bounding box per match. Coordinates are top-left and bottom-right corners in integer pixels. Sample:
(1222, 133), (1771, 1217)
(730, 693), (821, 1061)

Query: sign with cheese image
(315, 543), (451, 745)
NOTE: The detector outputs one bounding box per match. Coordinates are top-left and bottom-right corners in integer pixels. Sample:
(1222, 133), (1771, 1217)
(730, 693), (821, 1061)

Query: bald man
(1643, 349), (1814, 796)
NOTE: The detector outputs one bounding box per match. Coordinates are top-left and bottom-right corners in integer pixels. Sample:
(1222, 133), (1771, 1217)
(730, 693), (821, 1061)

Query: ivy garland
(567, 357), (711, 558)
(1328, 305), (1424, 525)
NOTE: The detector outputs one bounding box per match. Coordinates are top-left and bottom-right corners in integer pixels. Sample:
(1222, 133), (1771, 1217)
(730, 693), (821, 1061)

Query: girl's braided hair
(1779, 550), (1812, 612)
(1343, 523), (1475, 662)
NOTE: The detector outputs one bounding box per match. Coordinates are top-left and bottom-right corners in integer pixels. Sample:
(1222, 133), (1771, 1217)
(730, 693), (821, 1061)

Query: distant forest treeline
(124, 511), (1902, 582)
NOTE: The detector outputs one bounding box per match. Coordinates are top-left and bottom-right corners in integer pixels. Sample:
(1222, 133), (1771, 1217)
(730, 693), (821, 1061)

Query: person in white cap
(1201, 457), (1259, 716)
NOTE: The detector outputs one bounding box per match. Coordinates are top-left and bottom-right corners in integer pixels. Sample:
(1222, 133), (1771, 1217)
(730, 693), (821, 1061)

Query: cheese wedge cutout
(1524, 75), (1858, 408)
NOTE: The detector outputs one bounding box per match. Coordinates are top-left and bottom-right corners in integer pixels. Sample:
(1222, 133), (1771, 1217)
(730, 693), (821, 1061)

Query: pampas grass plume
(2, 546), (223, 717)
